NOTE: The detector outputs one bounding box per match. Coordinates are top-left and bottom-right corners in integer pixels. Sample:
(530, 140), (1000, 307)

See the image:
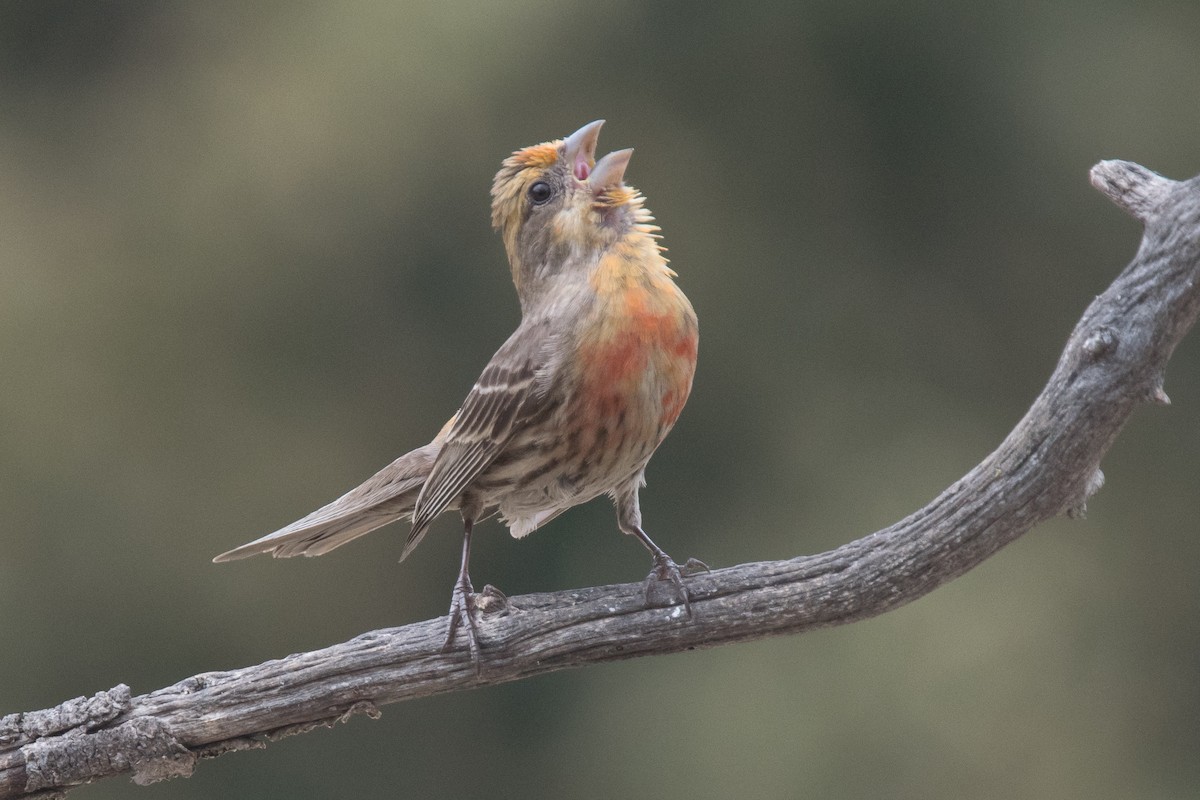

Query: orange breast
(578, 266), (698, 434)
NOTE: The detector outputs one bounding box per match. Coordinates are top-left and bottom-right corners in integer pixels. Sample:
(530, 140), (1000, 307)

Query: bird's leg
(443, 515), (483, 669)
(614, 482), (706, 614)
(629, 524), (707, 614)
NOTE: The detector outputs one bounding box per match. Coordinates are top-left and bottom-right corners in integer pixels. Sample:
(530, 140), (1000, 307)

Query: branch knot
(1082, 327), (1118, 361)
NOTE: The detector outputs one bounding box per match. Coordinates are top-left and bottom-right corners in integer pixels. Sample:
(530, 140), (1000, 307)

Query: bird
(214, 120), (701, 663)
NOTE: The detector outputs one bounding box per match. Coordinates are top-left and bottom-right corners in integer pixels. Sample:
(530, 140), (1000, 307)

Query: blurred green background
(2, 1), (1199, 798)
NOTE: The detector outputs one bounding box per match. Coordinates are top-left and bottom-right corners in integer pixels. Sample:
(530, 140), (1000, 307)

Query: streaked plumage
(215, 121), (699, 661)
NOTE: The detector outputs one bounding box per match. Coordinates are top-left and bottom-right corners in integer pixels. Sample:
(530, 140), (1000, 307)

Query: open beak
(563, 120), (604, 182)
(588, 148), (633, 193)
(564, 120), (632, 194)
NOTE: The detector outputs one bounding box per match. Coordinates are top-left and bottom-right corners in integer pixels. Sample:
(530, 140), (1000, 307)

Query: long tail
(212, 441), (438, 561)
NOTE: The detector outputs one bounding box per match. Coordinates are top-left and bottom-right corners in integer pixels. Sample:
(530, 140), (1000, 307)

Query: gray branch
(3, 160), (1198, 799)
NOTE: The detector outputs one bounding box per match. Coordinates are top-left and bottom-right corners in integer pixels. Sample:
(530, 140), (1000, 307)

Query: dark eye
(528, 181), (553, 205)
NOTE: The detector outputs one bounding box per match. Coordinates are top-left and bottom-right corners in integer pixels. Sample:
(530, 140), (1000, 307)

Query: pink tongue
(574, 158), (590, 181)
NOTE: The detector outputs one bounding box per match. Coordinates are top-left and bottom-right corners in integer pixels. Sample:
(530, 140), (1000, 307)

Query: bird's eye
(528, 181), (553, 205)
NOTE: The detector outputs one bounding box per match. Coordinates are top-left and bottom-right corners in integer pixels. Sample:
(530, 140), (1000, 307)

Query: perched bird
(214, 121), (700, 660)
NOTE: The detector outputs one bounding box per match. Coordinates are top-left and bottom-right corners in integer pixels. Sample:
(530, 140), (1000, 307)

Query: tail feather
(212, 442), (437, 562)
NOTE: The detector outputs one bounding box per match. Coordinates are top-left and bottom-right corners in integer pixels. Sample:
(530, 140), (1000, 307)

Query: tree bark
(2, 160), (1197, 799)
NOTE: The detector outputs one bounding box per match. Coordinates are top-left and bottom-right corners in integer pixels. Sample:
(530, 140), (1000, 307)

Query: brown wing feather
(404, 330), (546, 557)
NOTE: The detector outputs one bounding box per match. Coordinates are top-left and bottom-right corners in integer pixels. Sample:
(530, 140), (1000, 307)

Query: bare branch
(2, 160), (1198, 799)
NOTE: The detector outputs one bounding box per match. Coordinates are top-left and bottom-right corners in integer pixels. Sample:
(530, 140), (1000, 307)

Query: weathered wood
(2, 160), (1197, 799)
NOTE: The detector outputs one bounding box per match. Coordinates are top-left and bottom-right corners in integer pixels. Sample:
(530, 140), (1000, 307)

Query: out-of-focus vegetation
(2, 2), (1198, 798)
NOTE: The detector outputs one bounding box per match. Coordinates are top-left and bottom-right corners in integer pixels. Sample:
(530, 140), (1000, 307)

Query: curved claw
(643, 553), (698, 617)
(443, 576), (483, 673)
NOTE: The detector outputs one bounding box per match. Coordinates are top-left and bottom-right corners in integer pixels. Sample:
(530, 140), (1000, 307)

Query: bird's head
(491, 120), (657, 303)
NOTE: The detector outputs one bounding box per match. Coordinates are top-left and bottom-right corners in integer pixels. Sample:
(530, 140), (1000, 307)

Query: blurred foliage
(2, 1), (1199, 798)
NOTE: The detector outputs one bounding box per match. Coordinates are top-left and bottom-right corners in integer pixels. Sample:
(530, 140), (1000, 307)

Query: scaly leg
(613, 479), (708, 613)
(442, 515), (482, 669)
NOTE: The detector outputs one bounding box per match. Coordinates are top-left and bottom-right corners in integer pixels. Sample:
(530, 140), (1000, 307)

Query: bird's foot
(643, 553), (707, 616)
(442, 575), (483, 671)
